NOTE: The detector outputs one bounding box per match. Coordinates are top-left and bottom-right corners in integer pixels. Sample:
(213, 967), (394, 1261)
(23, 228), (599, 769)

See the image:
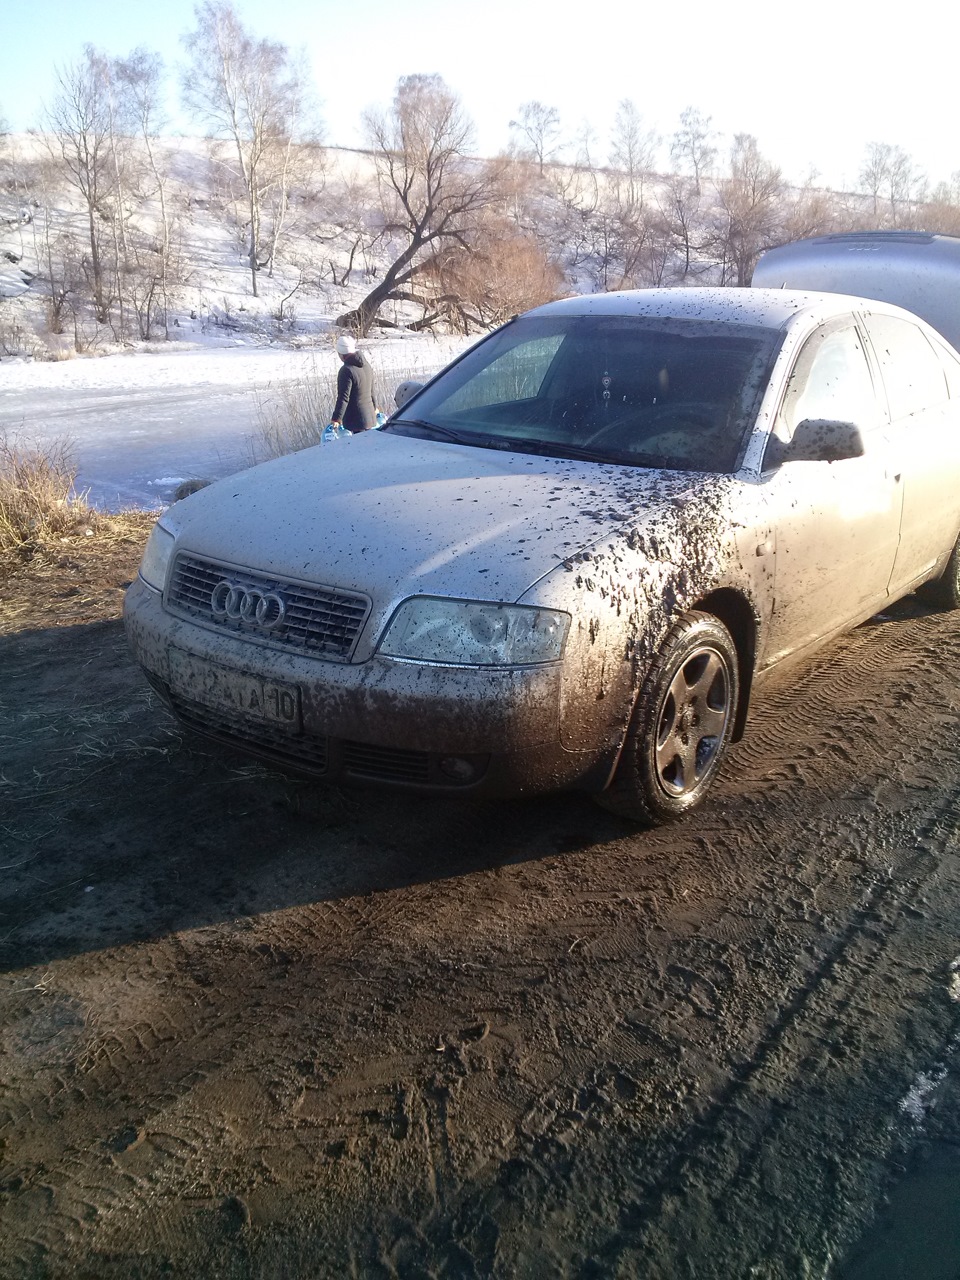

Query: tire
(596, 611), (740, 825)
(922, 533), (960, 610)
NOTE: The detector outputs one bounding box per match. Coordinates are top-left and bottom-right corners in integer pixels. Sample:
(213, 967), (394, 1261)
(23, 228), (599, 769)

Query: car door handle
(756, 540), (773, 556)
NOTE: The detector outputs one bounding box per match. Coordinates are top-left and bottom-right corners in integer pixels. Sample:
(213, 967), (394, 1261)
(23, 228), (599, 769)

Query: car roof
(525, 286), (926, 334)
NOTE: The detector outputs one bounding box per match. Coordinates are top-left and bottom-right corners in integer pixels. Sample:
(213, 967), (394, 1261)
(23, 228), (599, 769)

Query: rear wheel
(922, 533), (960, 610)
(597, 611), (739, 825)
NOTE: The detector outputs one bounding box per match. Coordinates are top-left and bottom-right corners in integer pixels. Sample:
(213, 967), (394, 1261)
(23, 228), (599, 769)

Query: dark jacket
(332, 352), (376, 432)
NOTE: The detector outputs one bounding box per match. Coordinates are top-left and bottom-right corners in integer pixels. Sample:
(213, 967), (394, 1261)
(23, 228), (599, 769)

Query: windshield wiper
(503, 436), (618, 464)
(384, 418), (473, 445)
(386, 421), (631, 465)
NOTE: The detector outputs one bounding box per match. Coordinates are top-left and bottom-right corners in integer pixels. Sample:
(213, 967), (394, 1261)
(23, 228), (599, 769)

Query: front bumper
(123, 578), (611, 797)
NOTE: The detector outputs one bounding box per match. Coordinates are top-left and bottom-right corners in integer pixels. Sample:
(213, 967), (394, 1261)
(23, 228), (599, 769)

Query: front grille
(166, 553), (370, 660)
(170, 692), (330, 772)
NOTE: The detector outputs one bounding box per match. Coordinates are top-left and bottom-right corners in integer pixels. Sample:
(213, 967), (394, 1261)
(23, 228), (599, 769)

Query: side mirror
(780, 418), (866, 464)
(394, 380), (424, 410)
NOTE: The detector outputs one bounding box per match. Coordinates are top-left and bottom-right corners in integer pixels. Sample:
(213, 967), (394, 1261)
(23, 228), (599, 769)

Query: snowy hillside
(0, 136), (412, 359)
(0, 132), (492, 507)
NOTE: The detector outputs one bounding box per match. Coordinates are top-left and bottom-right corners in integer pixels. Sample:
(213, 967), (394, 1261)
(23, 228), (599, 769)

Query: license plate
(168, 649), (302, 731)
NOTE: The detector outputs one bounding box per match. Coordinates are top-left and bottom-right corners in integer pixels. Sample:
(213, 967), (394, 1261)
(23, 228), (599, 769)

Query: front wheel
(596, 612), (739, 825)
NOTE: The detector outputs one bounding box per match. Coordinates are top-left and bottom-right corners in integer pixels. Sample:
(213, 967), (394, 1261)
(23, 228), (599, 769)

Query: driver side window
(764, 323), (880, 468)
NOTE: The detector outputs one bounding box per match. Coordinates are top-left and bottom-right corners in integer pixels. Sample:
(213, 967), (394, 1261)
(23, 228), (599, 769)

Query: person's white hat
(335, 334), (357, 356)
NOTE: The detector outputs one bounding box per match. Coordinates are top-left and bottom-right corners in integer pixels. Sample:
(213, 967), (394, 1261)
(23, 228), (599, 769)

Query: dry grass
(0, 507), (155, 632)
(253, 345), (466, 460)
(0, 435), (95, 561)
(254, 365), (338, 459)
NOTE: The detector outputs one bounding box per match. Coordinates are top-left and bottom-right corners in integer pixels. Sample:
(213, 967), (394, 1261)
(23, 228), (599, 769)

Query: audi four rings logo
(210, 580), (286, 629)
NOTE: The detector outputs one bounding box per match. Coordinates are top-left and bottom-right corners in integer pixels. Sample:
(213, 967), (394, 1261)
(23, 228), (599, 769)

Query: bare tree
(43, 47), (121, 322)
(548, 164), (605, 286)
(26, 156), (82, 337)
(886, 147), (923, 224)
(0, 107), (16, 228)
(859, 142), (924, 226)
(609, 99), (659, 213)
(488, 152), (546, 237)
(420, 215), (563, 331)
(782, 173), (851, 243)
(313, 162), (382, 288)
(923, 175), (960, 235)
(181, 1), (314, 296)
(860, 142), (893, 218)
(655, 175), (711, 283)
(261, 124), (324, 278)
(605, 101), (660, 290)
(670, 107), (716, 195)
(336, 74), (498, 334)
(509, 101), (562, 175)
(114, 49), (173, 337)
(716, 134), (784, 286)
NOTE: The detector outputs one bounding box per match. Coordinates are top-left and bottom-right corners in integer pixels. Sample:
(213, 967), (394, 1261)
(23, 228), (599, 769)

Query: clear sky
(1, 0), (957, 193)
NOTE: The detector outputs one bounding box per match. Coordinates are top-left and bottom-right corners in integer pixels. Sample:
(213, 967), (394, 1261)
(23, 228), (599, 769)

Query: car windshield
(388, 314), (781, 473)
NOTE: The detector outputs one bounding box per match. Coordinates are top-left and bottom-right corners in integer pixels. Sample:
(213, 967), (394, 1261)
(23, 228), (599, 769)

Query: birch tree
(608, 100), (660, 288)
(113, 49), (172, 337)
(44, 47), (120, 323)
(670, 107), (716, 195)
(860, 142), (924, 227)
(717, 134), (783, 286)
(609, 99), (658, 213)
(509, 101), (562, 175)
(181, 1), (313, 296)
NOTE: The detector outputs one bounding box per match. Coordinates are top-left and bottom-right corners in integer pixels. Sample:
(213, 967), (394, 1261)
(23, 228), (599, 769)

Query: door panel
(861, 312), (960, 591)
(759, 320), (902, 667)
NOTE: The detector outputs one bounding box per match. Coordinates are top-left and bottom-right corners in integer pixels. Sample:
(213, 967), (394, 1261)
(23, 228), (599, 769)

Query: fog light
(439, 756), (479, 782)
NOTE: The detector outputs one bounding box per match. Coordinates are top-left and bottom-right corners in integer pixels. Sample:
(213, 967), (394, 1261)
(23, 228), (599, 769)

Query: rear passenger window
(862, 313), (948, 418)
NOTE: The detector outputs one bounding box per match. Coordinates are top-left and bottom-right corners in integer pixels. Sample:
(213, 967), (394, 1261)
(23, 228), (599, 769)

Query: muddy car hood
(168, 430), (705, 602)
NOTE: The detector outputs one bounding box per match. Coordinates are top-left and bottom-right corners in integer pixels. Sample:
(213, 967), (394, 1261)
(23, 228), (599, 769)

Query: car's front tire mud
(596, 611), (739, 825)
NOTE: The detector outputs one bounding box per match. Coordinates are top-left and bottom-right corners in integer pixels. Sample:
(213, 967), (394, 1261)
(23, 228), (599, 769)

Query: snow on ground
(0, 135), (479, 507)
(0, 335), (473, 510)
(0, 137), (431, 361)
(0, 331), (472, 394)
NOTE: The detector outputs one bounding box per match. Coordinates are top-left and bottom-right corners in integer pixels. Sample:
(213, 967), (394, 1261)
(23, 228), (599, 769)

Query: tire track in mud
(374, 608), (960, 1274)
(605, 802), (960, 1277)
(4, 606), (960, 1276)
(1, 881), (488, 1273)
(429, 841), (940, 1276)
(733, 608), (957, 790)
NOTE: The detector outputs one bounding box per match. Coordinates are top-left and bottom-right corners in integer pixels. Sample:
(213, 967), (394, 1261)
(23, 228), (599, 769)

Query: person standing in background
(330, 334), (378, 433)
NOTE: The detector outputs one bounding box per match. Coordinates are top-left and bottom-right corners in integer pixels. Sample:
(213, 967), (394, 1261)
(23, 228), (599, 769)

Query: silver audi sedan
(124, 288), (960, 824)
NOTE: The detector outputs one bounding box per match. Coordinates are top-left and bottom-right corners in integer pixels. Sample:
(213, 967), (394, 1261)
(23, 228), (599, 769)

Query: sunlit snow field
(0, 334), (472, 509)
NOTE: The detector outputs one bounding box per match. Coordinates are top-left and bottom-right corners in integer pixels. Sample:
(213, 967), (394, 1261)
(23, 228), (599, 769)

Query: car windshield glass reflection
(388, 316), (781, 473)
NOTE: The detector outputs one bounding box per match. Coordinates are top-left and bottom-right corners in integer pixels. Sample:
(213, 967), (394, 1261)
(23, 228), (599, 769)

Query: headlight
(379, 597), (569, 666)
(138, 523), (175, 590)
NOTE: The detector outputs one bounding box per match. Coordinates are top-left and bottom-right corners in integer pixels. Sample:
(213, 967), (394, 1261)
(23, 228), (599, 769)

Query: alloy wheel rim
(655, 646), (732, 798)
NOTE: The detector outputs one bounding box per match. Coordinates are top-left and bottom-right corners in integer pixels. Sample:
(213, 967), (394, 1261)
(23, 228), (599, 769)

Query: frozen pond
(0, 347), (315, 509)
(0, 339), (468, 509)
(0, 380), (266, 509)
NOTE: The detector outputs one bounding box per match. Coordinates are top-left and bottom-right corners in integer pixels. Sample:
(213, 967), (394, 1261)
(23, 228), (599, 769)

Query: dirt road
(3, 530), (960, 1278)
